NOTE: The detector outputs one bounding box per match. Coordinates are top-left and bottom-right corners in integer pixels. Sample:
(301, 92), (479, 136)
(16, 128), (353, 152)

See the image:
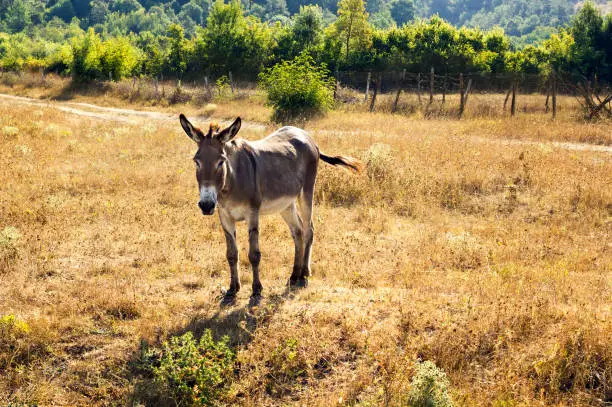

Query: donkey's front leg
(247, 213), (263, 297)
(220, 212), (240, 300)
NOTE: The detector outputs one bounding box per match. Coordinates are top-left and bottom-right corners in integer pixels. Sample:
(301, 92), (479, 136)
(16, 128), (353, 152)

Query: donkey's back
(248, 126), (319, 202)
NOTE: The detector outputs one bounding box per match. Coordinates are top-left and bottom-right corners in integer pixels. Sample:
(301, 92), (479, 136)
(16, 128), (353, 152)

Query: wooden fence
(335, 69), (612, 120)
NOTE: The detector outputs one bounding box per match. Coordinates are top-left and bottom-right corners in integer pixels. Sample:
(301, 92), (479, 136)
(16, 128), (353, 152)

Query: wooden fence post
(333, 68), (339, 100)
(459, 73), (464, 117)
(510, 80), (517, 116)
(228, 71), (235, 94)
(552, 71), (557, 120)
(392, 69), (405, 113)
(429, 67), (434, 104)
(204, 76), (210, 99)
(417, 72), (422, 104)
(503, 87), (512, 110)
(364, 71), (371, 102)
(442, 74), (447, 104)
(463, 79), (472, 106)
(545, 76), (550, 113)
(369, 73), (381, 112)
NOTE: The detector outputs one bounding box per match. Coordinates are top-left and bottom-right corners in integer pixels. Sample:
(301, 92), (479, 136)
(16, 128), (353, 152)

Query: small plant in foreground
(259, 54), (334, 122)
(407, 360), (453, 407)
(0, 314), (31, 370)
(265, 338), (309, 396)
(152, 330), (234, 406)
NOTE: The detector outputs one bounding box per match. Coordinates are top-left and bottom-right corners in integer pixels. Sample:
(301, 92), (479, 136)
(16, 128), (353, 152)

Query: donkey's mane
(206, 122), (221, 138)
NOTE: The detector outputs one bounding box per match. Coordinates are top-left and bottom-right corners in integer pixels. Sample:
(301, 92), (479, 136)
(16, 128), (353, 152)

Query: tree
(6, 0), (30, 33)
(293, 5), (325, 48)
(166, 24), (191, 78)
(569, 1), (605, 78)
(390, 0), (414, 26)
(194, 0), (273, 77)
(136, 31), (166, 77)
(48, 0), (76, 24)
(275, 5), (325, 60)
(100, 36), (141, 80)
(334, 0), (372, 61)
(110, 0), (143, 14)
(89, 0), (109, 25)
(370, 8), (394, 29)
(180, 2), (205, 25)
(71, 0), (91, 18)
(263, 0), (289, 21)
(71, 28), (104, 80)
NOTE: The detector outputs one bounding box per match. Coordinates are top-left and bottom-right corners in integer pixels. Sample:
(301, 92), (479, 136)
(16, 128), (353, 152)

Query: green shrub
(72, 28), (141, 81)
(259, 54), (334, 122)
(152, 330), (234, 406)
(407, 361), (453, 407)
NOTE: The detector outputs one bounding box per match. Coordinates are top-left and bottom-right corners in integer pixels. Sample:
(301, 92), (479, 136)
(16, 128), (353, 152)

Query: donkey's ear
(179, 113), (203, 143)
(216, 117), (241, 143)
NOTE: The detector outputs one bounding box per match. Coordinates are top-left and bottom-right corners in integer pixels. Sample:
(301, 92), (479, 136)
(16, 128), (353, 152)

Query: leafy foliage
(334, 0), (372, 61)
(407, 360), (453, 407)
(152, 330), (234, 407)
(0, 0), (608, 84)
(391, 0), (415, 26)
(259, 54), (334, 121)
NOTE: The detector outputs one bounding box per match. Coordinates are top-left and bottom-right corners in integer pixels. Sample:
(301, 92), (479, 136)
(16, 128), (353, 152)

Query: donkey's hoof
(288, 277), (308, 289)
(220, 292), (238, 306)
(248, 294), (263, 307)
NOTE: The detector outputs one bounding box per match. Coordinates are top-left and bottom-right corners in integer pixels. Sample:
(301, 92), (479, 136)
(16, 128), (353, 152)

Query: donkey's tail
(319, 152), (363, 173)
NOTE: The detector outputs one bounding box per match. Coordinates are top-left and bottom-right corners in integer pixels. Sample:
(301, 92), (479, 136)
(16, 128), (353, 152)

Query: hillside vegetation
(0, 0), (610, 84)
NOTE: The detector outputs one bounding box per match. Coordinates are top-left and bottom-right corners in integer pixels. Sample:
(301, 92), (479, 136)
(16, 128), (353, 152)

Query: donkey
(179, 114), (361, 303)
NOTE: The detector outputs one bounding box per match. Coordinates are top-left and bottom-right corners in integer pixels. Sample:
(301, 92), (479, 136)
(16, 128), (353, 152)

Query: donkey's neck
(220, 139), (257, 199)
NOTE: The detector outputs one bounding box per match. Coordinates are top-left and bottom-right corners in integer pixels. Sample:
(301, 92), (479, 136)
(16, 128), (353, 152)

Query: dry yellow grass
(0, 77), (610, 406)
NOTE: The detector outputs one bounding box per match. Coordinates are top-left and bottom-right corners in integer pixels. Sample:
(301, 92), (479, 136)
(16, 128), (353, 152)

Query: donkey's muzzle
(198, 200), (216, 215)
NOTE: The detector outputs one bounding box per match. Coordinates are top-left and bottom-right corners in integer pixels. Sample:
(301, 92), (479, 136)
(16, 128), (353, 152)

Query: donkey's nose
(198, 200), (216, 215)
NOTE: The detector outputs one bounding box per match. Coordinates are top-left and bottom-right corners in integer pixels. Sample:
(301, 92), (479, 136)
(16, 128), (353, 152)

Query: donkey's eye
(217, 160), (224, 169)
(194, 159), (201, 169)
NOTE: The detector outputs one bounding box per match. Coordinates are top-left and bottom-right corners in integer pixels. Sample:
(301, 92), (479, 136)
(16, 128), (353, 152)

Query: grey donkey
(179, 114), (361, 303)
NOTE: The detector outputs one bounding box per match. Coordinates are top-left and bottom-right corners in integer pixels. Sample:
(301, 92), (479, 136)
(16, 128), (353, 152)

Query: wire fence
(333, 70), (612, 119)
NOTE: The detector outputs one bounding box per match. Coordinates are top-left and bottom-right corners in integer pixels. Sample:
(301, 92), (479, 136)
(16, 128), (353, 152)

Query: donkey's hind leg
(247, 212), (263, 298)
(281, 202), (304, 286)
(297, 163), (317, 284)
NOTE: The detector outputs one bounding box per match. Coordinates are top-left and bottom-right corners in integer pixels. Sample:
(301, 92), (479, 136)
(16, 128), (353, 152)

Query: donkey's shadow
(128, 287), (302, 406)
(172, 287), (299, 347)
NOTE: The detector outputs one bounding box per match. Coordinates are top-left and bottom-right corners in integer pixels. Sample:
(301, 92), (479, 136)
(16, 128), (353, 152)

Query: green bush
(407, 361), (453, 407)
(71, 28), (141, 81)
(259, 54), (334, 122)
(152, 330), (235, 406)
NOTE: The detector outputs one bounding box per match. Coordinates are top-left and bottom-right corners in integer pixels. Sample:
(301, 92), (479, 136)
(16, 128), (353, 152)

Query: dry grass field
(0, 75), (610, 406)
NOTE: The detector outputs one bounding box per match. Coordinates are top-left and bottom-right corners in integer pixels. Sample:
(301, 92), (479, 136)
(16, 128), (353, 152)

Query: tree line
(0, 0), (610, 84)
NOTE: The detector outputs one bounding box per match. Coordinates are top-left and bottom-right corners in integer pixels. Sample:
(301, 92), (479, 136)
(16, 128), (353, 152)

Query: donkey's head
(179, 114), (241, 215)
